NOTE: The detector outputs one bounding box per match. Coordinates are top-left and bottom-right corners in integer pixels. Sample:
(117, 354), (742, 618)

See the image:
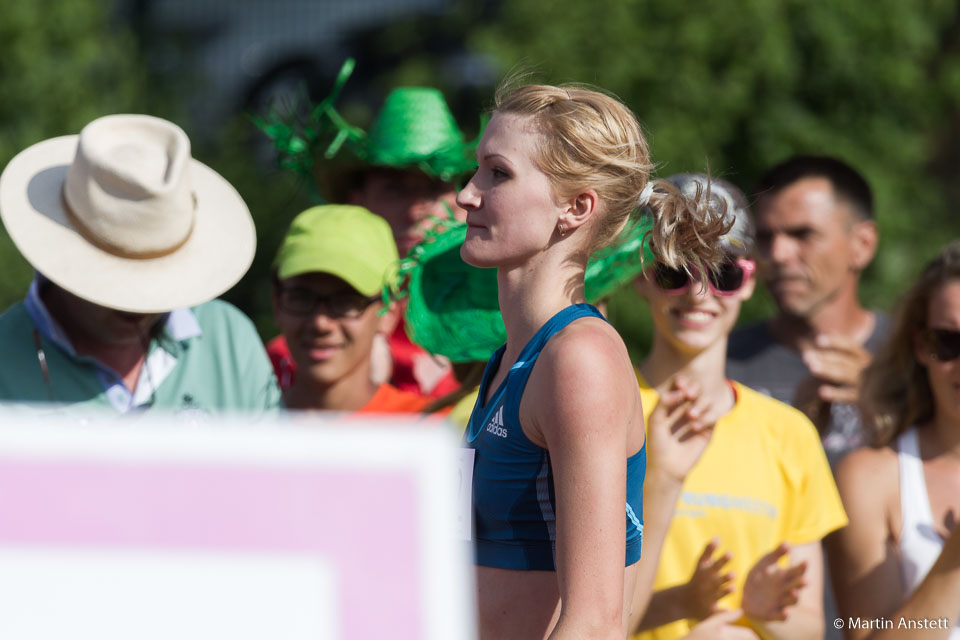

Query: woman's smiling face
(457, 112), (566, 269)
(636, 263), (755, 356)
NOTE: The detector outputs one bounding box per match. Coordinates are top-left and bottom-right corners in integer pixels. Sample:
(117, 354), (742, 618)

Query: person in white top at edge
(827, 240), (960, 639)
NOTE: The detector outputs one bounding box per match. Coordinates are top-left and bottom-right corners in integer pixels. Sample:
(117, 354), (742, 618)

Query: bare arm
(526, 325), (640, 640)
(865, 524), (960, 640)
(824, 448), (904, 640)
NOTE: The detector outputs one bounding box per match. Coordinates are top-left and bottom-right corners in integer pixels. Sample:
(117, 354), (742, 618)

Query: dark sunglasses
(925, 328), (960, 362)
(653, 258), (756, 297)
(277, 287), (380, 319)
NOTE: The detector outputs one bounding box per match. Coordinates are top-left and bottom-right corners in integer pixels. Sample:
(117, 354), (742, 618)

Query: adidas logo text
(485, 406), (507, 438)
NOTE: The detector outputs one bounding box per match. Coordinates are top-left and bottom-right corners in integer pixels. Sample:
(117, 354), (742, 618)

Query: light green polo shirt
(0, 291), (280, 415)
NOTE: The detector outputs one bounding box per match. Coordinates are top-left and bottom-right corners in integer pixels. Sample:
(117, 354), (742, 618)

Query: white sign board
(0, 410), (475, 640)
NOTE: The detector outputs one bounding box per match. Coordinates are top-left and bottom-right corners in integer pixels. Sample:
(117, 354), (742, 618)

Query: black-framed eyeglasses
(277, 287), (380, 319)
(925, 328), (960, 362)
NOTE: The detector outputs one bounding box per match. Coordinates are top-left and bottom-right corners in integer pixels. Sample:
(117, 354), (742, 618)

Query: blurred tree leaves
(0, 0), (161, 311)
(0, 0), (310, 338)
(464, 0), (960, 353)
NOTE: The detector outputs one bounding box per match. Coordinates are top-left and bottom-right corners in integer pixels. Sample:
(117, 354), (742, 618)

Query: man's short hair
(754, 155), (873, 221)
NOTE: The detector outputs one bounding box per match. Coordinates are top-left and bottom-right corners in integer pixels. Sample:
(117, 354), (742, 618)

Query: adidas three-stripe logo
(485, 406), (508, 438)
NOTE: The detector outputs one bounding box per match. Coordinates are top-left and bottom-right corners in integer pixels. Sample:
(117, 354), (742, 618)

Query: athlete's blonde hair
(862, 241), (960, 445)
(494, 83), (730, 274)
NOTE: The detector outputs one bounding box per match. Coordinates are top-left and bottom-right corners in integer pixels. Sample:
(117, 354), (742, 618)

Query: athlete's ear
(558, 188), (599, 233)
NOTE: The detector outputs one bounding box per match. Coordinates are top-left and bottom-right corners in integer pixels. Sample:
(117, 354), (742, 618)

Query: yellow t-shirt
(632, 372), (848, 640)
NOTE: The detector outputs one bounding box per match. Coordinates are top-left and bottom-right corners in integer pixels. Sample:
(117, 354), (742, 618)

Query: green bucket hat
(359, 87), (479, 183)
(393, 216), (655, 363)
(254, 59), (480, 200)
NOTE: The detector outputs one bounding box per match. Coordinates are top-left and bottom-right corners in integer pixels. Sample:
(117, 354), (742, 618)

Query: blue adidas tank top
(465, 303), (645, 570)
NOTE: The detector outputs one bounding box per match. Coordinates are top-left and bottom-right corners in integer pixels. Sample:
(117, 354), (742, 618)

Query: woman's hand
(646, 375), (715, 483)
(742, 542), (807, 622)
(682, 538), (735, 620)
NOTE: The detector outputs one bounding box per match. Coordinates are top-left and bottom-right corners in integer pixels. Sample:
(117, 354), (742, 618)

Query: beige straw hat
(0, 114), (256, 313)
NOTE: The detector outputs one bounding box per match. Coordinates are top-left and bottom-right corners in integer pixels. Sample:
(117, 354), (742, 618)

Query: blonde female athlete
(457, 84), (729, 640)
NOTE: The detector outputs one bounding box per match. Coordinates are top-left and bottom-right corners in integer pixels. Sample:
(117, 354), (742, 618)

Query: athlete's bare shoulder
(521, 315), (640, 445)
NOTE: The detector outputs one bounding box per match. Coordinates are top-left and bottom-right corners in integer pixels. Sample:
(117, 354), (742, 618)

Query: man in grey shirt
(726, 156), (886, 468)
(727, 156), (886, 640)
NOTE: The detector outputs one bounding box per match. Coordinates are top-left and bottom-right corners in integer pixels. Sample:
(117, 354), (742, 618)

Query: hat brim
(0, 135), (256, 313)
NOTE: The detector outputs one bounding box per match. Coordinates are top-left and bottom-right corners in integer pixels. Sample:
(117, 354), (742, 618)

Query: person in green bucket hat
(340, 86), (478, 255)
(258, 59), (481, 400)
(258, 59), (480, 254)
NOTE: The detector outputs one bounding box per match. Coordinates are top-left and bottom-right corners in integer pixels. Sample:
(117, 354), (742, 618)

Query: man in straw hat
(0, 114), (280, 413)
(261, 64), (480, 398)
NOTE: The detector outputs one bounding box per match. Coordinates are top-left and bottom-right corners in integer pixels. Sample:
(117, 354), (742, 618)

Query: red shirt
(387, 323), (459, 397)
(355, 383), (432, 414)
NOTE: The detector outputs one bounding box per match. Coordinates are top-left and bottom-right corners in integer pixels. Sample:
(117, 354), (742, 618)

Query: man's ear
(849, 220), (878, 272)
(558, 188), (600, 233)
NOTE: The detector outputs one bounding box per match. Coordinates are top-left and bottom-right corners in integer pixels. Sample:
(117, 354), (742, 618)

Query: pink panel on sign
(0, 459), (422, 639)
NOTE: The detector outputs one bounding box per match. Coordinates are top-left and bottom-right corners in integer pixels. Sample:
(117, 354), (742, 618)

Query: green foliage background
(0, 1), (153, 310)
(2, 0), (959, 360)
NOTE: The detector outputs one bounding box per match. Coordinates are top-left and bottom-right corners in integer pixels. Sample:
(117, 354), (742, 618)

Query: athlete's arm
(824, 447), (904, 640)
(522, 321), (641, 640)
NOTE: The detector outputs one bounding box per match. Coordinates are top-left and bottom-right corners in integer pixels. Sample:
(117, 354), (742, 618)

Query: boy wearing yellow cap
(271, 204), (429, 413)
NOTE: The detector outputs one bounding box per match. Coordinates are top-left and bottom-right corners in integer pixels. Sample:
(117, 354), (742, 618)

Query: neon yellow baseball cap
(274, 204), (399, 296)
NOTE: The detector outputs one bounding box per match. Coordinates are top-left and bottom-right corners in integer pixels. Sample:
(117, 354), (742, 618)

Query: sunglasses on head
(925, 328), (960, 362)
(653, 257), (756, 297)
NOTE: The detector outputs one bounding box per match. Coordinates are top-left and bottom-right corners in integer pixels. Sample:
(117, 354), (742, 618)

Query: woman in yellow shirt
(628, 174), (848, 640)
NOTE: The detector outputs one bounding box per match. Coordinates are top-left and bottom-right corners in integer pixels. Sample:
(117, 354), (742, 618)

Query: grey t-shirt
(726, 312), (890, 467)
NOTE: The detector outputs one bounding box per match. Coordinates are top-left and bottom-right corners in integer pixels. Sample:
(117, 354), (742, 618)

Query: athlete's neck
(496, 252), (587, 367)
